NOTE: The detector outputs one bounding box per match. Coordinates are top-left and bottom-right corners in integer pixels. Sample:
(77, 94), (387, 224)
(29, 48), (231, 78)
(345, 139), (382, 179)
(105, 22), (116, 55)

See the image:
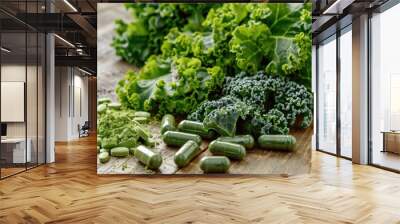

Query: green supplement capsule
(98, 98), (111, 105)
(108, 102), (121, 110)
(97, 137), (102, 146)
(160, 114), (176, 134)
(100, 148), (109, 154)
(178, 120), (216, 139)
(208, 140), (246, 160)
(97, 104), (107, 114)
(162, 131), (202, 147)
(110, 147), (130, 157)
(134, 145), (162, 170)
(145, 138), (156, 148)
(129, 148), (135, 156)
(134, 111), (151, 118)
(217, 135), (255, 149)
(99, 152), (110, 164)
(200, 156), (230, 173)
(101, 137), (118, 149)
(257, 135), (296, 151)
(174, 140), (201, 168)
(133, 117), (148, 124)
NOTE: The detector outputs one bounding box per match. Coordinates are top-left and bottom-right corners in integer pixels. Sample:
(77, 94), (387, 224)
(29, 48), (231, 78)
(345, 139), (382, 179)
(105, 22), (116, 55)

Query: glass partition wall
(316, 25), (353, 159)
(317, 35), (337, 155)
(370, 3), (400, 171)
(0, 3), (46, 179)
(339, 26), (352, 159)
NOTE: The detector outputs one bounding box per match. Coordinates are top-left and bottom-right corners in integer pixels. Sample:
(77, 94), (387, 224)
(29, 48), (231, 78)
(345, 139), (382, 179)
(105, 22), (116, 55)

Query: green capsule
(162, 131), (202, 147)
(178, 120), (217, 139)
(208, 140), (246, 160)
(174, 140), (200, 168)
(217, 135), (255, 149)
(200, 156), (230, 173)
(99, 152), (110, 164)
(134, 145), (162, 170)
(257, 135), (296, 151)
(160, 114), (176, 135)
(98, 98), (111, 105)
(110, 147), (130, 157)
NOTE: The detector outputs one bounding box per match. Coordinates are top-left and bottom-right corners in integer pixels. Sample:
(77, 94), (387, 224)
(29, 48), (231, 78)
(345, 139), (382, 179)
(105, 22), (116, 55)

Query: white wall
(1, 65), (27, 138)
(54, 67), (89, 141)
(1, 63), (46, 164)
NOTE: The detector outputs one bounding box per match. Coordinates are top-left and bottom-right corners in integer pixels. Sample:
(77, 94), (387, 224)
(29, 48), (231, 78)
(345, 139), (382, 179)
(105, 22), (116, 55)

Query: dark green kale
(112, 4), (218, 67)
(189, 71), (313, 137)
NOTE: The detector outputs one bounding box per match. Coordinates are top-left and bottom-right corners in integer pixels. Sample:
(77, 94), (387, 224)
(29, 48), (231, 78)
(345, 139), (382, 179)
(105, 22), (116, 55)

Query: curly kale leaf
(112, 4), (218, 67)
(239, 109), (289, 137)
(229, 21), (271, 73)
(273, 80), (313, 128)
(161, 28), (217, 67)
(116, 56), (225, 117)
(190, 71), (313, 137)
(248, 4), (312, 87)
(189, 96), (249, 136)
(224, 71), (313, 129)
(153, 3), (311, 85)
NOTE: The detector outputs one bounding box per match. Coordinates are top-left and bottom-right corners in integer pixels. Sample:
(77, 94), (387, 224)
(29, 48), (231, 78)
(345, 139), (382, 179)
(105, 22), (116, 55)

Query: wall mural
(97, 3), (313, 175)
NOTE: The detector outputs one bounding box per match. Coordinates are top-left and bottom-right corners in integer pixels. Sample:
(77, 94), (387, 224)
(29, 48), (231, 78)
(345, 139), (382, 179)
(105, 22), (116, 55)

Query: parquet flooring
(0, 135), (400, 223)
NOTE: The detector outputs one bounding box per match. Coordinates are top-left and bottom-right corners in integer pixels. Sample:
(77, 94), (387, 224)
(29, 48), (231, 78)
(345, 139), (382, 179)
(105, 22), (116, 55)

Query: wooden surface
(97, 122), (312, 175)
(383, 132), (400, 154)
(1, 135), (400, 223)
(97, 3), (134, 102)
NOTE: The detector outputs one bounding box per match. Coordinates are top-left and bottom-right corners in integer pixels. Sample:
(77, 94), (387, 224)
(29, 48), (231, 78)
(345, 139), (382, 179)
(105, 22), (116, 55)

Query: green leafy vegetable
(189, 71), (313, 137)
(116, 56), (225, 117)
(114, 3), (312, 119)
(112, 3), (218, 67)
(157, 3), (312, 87)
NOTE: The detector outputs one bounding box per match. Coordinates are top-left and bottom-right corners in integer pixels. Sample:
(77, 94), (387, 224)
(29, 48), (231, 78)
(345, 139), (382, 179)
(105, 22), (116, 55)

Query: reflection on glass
(27, 31), (38, 169)
(0, 0), (47, 179)
(371, 4), (400, 171)
(317, 36), (337, 154)
(1, 32), (27, 177)
(340, 28), (352, 158)
(38, 33), (46, 165)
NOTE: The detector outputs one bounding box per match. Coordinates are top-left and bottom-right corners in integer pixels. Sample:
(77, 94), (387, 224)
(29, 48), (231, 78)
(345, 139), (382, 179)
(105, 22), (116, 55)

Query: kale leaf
(112, 4), (218, 67)
(116, 56), (225, 117)
(189, 71), (313, 137)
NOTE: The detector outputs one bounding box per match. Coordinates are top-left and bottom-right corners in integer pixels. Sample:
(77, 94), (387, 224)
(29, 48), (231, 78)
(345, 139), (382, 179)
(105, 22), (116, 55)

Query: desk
(1, 138), (31, 163)
(382, 131), (400, 154)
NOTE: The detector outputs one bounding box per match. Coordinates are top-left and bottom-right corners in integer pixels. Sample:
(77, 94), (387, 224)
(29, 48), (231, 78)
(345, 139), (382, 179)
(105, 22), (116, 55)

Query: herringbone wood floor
(0, 135), (400, 224)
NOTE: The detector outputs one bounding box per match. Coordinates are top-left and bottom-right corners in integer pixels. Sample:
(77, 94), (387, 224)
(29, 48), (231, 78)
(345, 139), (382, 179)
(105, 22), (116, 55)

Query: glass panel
(38, 32), (45, 165)
(27, 31), (38, 169)
(371, 4), (400, 171)
(340, 28), (352, 158)
(1, 31), (27, 177)
(26, 0), (39, 169)
(317, 36), (337, 154)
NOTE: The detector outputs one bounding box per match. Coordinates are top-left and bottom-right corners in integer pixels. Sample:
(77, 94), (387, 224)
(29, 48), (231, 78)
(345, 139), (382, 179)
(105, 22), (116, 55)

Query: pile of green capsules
(160, 114), (297, 174)
(97, 98), (297, 173)
(97, 98), (162, 170)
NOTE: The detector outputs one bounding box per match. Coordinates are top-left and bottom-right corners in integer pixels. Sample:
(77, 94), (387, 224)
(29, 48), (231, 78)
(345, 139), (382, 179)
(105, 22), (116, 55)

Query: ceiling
(312, 0), (391, 44)
(0, 0), (98, 75)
